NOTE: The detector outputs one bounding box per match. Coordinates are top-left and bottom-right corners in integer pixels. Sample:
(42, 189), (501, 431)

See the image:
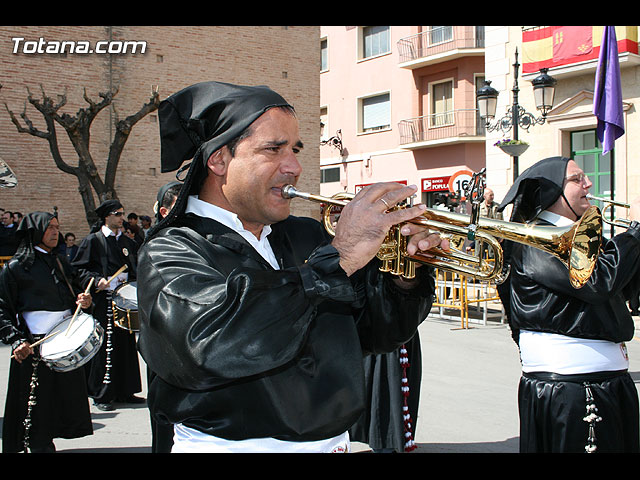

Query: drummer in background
(154, 181), (181, 224)
(72, 199), (143, 412)
(0, 212), (95, 453)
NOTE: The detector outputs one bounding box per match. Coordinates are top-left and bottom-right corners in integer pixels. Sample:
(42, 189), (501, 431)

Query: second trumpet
(586, 194), (631, 228)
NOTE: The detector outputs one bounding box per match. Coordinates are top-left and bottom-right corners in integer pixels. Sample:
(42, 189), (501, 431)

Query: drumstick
(99, 264), (128, 290)
(10, 330), (61, 359)
(64, 277), (95, 335)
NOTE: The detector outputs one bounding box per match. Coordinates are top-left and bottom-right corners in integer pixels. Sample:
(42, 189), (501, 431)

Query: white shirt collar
(185, 195), (272, 241)
(101, 224), (121, 239)
(185, 195), (279, 269)
(537, 210), (575, 227)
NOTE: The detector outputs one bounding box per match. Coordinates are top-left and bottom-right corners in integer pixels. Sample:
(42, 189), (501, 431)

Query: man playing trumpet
(137, 81), (446, 453)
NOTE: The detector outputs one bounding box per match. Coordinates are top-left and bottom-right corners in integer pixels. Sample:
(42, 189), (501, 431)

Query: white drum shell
(39, 312), (104, 372)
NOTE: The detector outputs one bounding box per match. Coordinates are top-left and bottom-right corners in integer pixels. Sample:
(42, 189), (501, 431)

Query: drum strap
(55, 258), (77, 299)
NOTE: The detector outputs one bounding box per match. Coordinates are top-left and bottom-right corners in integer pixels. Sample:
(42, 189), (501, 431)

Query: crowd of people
(0, 208), (155, 261)
(1, 80), (640, 454)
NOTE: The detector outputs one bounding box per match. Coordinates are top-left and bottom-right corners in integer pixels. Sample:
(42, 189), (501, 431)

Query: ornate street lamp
(477, 48), (557, 179)
(476, 80), (499, 121)
(531, 68), (557, 116)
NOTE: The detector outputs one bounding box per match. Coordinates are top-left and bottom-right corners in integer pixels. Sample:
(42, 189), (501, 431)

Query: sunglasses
(110, 211), (125, 217)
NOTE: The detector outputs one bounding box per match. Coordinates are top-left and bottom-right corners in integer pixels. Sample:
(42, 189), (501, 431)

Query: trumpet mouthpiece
(281, 184), (297, 199)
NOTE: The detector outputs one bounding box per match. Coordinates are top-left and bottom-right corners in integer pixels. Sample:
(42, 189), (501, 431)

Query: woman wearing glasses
(497, 157), (640, 453)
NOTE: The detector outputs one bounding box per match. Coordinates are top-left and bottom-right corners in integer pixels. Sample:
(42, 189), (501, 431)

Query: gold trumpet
(586, 194), (631, 227)
(282, 185), (603, 289)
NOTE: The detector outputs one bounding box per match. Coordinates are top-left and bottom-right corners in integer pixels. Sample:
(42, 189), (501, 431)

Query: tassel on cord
(23, 356), (40, 452)
(583, 383), (602, 453)
(399, 344), (417, 452)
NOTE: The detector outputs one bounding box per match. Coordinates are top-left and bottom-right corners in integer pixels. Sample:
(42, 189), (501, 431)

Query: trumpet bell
(565, 205), (602, 288)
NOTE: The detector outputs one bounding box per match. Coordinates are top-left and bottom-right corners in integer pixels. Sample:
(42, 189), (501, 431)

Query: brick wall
(0, 26), (320, 240)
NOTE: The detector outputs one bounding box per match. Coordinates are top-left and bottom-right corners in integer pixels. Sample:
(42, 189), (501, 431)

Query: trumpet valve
(403, 259), (416, 280)
(379, 258), (393, 273)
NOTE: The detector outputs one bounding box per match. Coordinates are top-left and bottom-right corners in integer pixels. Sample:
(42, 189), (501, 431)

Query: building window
(362, 26), (390, 59)
(321, 166), (341, 183)
(571, 129), (612, 196)
(360, 93), (391, 133)
(321, 38), (328, 72)
(429, 26), (453, 45)
(430, 80), (453, 127)
(571, 129), (614, 234)
(475, 75), (486, 135)
(320, 107), (328, 142)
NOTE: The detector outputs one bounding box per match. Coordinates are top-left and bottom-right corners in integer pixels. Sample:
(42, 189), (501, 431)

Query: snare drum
(112, 281), (139, 332)
(39, 312), (104, 372)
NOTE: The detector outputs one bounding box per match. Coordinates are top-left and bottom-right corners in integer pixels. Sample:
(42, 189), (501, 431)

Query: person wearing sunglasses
(72, 199), (143, 412)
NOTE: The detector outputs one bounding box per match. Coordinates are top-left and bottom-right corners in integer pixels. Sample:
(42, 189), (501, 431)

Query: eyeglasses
(110, 211), (125, 217)
(565, 172), (590, 186)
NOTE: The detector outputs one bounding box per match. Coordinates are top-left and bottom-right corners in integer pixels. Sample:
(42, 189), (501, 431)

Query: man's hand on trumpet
(331, 182), (449, 276)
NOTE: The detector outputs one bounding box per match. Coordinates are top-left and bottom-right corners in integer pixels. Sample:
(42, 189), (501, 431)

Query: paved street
(2, 310), (639, 453)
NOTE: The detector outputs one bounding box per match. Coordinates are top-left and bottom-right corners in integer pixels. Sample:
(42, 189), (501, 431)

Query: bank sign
(421, 176), (451, 192)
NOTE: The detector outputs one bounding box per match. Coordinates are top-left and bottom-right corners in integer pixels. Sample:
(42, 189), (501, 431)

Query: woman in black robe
(498, 156), (640, 453)
(0, 212), (95, 452)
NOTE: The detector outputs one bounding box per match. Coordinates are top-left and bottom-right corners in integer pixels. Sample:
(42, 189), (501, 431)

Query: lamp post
(477, 48), (557, 180)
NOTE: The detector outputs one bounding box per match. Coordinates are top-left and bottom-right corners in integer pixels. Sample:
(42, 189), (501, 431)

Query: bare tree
(4, 84), (159, 227)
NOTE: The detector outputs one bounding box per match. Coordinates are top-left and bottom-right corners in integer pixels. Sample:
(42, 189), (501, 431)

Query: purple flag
(593, 26), (624, 155)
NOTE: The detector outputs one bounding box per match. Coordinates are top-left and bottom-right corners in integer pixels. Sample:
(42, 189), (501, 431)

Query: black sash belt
(523, 369), (628, 384)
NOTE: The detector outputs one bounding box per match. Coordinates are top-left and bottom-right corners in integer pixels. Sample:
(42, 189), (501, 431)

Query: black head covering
(154, 181), (182, 222)
(498, 156), (571, 222)
(89, 199), (124, 234)
(145, 81), (294, 241)
(95, 199), (124, 220)
(14, 211), (55, 269)
(158, 81), (293, 173)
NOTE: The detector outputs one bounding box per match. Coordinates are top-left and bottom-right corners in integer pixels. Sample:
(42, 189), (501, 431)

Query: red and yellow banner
(522, 26), (638, 73)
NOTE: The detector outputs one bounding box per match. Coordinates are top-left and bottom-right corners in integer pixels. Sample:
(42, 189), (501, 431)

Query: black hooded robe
(0, 212), (96, 452)
(498, 157), (640, 453)
(348, 334), (422, 452)
(138, 213), (434, 446)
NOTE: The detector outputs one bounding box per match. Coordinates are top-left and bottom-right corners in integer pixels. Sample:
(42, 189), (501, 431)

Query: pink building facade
(320, 26), (487, 209)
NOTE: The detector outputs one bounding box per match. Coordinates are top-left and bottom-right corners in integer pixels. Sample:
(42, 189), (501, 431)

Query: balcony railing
(398, 109), (484, 146)
(397, 26), (485, 64)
